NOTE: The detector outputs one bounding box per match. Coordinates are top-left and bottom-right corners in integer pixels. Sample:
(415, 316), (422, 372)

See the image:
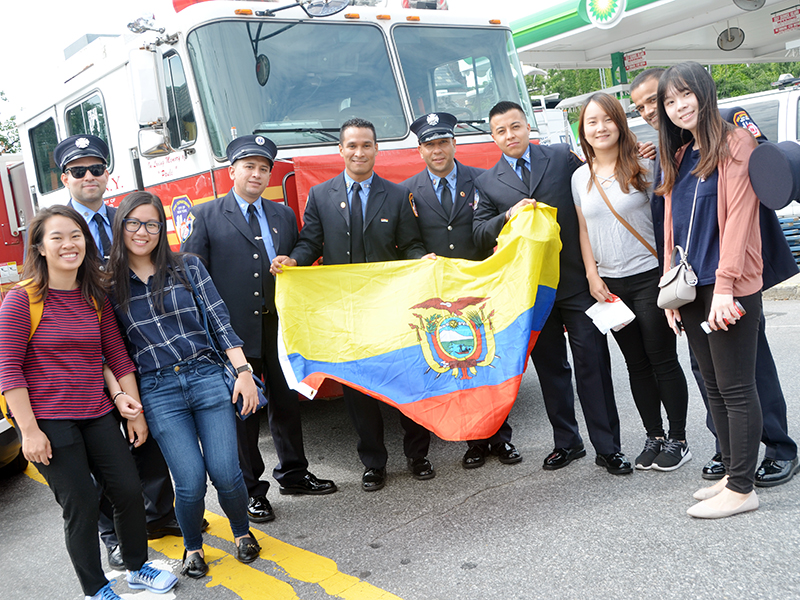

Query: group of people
(1, 59), (798, 599)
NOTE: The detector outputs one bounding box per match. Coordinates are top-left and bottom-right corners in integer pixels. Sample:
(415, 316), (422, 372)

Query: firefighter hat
(54, 135), (110, 171)
(226, 135), (277, 167)
(410, 113), (458, 144)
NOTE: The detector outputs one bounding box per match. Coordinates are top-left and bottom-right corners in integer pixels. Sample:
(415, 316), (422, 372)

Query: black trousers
(681, 286), (763, 494)
(467, 419), (513, 449)
(604, 269), (689, 440)
(530, 290), (621, 455)
(692, 302), (797, 461)
(343, 386), (431, 470)
(35, 413), (148, 596)
(98, 430), (176, 549)
(238, 311), (310, 498)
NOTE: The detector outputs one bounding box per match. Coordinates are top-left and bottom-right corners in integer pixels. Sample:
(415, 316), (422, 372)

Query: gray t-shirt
(571, 160), (658, 278)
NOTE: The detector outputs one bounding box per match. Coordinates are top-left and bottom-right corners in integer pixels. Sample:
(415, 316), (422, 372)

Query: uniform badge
(460, 191), (465, 197)
(472, 190), (480, 211)
(733, 110), (762, 139)
(408, 297), (496, 380)
(76, 137), (90, 149)
(272, 227), (278, 234)
(409, 192), (418, 217)
(255, 136), (266, 145)
(427, 113), (439, 126)
(171, 195), (195, 243)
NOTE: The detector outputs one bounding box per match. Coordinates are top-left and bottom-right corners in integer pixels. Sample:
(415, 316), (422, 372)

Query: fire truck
(4, 0), (536, 284)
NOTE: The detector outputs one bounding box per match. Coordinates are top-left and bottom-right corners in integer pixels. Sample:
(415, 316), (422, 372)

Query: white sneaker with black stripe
(652, 439), (692, 471)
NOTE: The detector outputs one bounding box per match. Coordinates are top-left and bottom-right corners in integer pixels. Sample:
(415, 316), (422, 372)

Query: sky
(0, 0), (532, 120)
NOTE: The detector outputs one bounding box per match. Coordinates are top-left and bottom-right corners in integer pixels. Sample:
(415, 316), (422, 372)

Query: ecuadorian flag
(275, 204), (561, 441)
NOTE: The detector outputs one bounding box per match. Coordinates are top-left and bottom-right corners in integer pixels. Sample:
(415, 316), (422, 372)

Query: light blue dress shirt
(427, 163), (458, 205)
(502, 147), (531, 182)
(70, 200), (112, 249)
(344, 173), (374, 220)
(233, 191), (277, 263)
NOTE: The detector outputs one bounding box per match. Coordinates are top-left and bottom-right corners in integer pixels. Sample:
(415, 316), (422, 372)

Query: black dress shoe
(236, 531), (262, 564)
(247, 495), (275, 523)
(181, 549), (209, 578)
(407, 457), (435, 480)
(147, 518), (183, 540)
(492, 442), (522, 465)
(702, 452), (726, 480)
(462, 445), (488, 469)
(107, 544), (123, 569)
(362, 467), (386, 492)
(543, 445), (586, 470)
(755, 456), (800, 487)
(279, 472), (338, 496)
(595, 452), (633, 475)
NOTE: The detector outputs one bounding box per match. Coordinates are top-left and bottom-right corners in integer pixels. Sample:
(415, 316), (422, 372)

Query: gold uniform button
(447, 226), (452, 231)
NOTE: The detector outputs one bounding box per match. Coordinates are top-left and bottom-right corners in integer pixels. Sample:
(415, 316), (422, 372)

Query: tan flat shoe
(687, 490), (759, 519)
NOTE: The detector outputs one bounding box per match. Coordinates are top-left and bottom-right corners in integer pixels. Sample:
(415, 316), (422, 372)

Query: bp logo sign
(579, 0), (626, 29)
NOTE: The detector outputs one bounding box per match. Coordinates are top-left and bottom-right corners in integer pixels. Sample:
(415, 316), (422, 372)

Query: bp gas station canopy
(511, 0), (800, 71)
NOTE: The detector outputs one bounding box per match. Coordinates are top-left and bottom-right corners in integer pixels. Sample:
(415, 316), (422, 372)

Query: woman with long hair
(105, 191), (261, 576)
(573, 92), (690, 473)
(657, 62), (763, 518)
(0, 205), (176, 600)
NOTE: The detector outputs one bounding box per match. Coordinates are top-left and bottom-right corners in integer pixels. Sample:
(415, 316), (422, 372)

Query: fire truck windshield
(187, 20), (407, 157)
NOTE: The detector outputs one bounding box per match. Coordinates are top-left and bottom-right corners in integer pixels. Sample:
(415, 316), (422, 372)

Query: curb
(764, 272), (800, 301)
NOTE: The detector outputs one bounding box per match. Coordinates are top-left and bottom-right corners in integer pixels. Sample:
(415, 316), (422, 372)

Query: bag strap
(591, 171), (658, 259)
(684, 176), (702, 256)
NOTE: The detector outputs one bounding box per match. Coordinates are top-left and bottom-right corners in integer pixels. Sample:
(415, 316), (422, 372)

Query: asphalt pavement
(2, 299), (799, 600)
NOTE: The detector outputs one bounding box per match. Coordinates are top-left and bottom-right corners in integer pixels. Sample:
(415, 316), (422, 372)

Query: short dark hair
(489, 101), (525, 122)
(630, 68), (665, 94)
(340, 118), (376, 143)
(23, 204), (105, 308)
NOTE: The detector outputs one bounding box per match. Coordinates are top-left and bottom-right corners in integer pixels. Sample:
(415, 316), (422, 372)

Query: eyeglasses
(64, 164), (107, 178)
(123, 218), (163, 234)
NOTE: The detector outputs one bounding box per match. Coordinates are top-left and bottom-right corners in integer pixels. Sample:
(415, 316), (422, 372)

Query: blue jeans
(140, 358), (250, 551)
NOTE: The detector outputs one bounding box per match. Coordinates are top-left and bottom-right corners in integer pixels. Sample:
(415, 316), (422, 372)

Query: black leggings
(680, 286), (763, 494)
(604, 268), (689, 440)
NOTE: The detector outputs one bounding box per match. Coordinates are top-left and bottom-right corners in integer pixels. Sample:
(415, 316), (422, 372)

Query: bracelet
(112, 391), (128, 402)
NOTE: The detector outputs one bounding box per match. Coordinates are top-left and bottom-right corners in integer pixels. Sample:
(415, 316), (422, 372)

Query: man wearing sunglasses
(52, 134), (186, 569)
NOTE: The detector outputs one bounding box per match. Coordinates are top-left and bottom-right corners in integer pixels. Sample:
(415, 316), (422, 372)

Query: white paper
(585, 297), (636, 335)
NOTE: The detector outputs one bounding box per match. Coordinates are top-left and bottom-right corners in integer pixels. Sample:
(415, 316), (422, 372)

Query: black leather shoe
(543, 445), (586, 470)
(107, 545), (123, 569)
(407, 457), (435, 480)
(247, 495), (275, 523)
(462, 445), (488, 469)
(491, 442), (522, 464)
(702, 452), (726, 480)
(236, 531), (262, 564)
(148, 517), (206, 540)
(279, 473), (338, 495)
(595, 452), (633, 475)
(362, 467), (386, 492)
(755, 456), (800, 487)
(181, 549), (209, 578)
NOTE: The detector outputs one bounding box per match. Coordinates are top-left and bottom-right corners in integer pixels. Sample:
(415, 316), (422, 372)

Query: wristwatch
(235, 363), (254, 375)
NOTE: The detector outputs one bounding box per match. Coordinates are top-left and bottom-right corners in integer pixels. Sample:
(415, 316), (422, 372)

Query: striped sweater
(0, 287), (135, 420)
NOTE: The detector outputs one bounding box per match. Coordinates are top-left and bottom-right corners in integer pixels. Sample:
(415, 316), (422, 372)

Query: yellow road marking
(23, 466), (403, 600)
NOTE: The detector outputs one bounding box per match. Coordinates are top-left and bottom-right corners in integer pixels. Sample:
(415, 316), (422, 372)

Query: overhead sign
(773, 6), (800, 35)
(579, 0), (627, 29)
(624, 48), (647, 71)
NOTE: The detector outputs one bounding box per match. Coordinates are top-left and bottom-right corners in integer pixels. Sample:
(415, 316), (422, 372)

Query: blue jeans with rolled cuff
(140, 357), (250, 551)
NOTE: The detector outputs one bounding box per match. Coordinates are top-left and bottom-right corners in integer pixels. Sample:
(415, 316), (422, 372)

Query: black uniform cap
(54, 135), (109, 171)
(410, 113), (458, 144)
(226, 135), (277, 167)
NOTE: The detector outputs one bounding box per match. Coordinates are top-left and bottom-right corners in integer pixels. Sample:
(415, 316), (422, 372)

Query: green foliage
(0, 92), (21, 154)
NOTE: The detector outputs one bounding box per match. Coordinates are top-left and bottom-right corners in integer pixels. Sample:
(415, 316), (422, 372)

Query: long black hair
(22, 204), (105, 308)
(655, 62), (734, 195)
(106, 191), (188, 312)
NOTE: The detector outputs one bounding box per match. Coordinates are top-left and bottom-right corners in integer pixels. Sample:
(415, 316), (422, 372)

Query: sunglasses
(64, 164), (107, 178)
(123, 218), (163, 235)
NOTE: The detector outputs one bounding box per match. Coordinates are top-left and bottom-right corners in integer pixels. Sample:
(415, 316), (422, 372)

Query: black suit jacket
(473, 143), (585, 301)
(181, 190), (298, 355)
(290, 172), (426, 266)
(401, 160), (489, 261)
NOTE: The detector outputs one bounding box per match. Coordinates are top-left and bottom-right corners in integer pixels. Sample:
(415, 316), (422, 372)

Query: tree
(0, 91), (21, 154)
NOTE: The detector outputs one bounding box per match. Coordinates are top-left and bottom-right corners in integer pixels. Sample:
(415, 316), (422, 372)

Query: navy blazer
(401, 160), (489, 261)
(473, 143), (585, 301)
(290, 172), (426, 266)
(181, 190), (298, 355)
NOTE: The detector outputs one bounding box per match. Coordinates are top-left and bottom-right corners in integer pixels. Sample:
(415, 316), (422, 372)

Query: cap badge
(75, 137), (90, 149)
(426, 114), (439, 126)
(255, 136), (266, 146)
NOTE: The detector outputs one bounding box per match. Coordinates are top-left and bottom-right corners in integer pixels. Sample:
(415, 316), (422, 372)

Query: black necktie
(439, 178), (453, 217)
(92, 213), (112, 262)
(517, 157), (531, 189)
(350, 182), (366, 263)
(247, 203), (271, 303)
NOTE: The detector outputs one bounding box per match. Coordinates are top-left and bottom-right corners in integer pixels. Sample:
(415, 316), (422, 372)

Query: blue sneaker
(126, 563), (178, 594)
(84, 581), (121, 600)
